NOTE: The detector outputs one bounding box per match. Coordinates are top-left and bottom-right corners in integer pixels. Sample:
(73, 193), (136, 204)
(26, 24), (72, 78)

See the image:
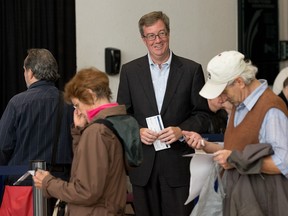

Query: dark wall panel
(238, 0), (279, 84)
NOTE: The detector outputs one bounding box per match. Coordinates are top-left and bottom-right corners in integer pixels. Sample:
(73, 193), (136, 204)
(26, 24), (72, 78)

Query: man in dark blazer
(117, 11), (210, 216)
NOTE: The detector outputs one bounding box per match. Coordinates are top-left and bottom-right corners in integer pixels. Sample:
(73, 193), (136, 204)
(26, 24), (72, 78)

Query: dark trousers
(132, 157), (194, 216)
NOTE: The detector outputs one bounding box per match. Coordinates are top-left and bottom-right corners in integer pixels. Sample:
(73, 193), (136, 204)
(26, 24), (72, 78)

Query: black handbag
(52, 199), (67, 216)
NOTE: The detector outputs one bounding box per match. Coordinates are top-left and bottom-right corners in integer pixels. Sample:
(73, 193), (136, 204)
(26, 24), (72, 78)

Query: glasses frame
(143, 30), (168, 41)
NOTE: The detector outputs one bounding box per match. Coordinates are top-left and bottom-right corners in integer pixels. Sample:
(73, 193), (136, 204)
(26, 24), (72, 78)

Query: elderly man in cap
(183, 50), (288, 215)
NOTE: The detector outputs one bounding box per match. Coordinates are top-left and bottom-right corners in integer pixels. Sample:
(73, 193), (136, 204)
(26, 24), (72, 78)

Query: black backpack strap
(94, 118), (128, 174)
(95, 119), (117, 136)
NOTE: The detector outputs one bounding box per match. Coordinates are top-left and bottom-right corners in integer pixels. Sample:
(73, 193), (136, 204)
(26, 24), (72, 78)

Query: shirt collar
(148, 50), (172, 67)
(28, 80), (55, 89)
(237, 79), (268, 112)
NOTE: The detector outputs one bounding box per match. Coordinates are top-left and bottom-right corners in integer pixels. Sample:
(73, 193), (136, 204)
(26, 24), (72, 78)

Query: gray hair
(138, 11), (170, 37)
(24, 48), (60, 82)
(227, 59), (258, 86)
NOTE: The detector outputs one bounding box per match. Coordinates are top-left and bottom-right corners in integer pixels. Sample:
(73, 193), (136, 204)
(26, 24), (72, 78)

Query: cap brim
(199, 81), (227, 99)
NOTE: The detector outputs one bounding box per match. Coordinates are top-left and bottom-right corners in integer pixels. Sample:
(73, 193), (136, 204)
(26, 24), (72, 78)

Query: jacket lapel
(136, 56), (159, 114)
(160, 54), (183, 115)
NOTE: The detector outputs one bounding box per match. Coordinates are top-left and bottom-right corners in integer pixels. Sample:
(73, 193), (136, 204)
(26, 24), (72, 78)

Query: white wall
(76, 0), (238, 101)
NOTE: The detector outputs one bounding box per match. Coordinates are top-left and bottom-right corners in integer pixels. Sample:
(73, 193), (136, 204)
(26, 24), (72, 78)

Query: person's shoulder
(83, 121), (107, 136)
(123, 55), (148, 67)
(172, 53), (201, 66)
(8, 90), (30, 105)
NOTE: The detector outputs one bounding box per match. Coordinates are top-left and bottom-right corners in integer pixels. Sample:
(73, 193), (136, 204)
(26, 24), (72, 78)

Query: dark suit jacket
(117, 53), (210, 186)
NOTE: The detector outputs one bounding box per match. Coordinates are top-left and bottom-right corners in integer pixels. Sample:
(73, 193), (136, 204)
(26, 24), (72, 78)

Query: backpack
(94, 115), (143, 173)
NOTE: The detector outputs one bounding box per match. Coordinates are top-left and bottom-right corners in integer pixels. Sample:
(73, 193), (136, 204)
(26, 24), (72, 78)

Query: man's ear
(235, 77), (245, 88)
(142, 37), (148, 46)
(27, 69), (39, 83)
(27, 69), (34, 79)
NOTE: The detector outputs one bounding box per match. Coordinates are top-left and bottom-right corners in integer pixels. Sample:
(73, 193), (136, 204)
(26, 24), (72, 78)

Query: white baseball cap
(200, 50), (246, 99)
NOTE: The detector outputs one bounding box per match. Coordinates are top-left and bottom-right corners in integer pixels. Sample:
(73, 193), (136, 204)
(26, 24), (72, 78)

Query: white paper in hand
(146, 115), (170, 151)
(184, 153), (214, 205)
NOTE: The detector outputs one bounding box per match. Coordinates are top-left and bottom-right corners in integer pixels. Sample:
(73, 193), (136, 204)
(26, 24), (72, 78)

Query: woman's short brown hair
(64, 67), (112, 105)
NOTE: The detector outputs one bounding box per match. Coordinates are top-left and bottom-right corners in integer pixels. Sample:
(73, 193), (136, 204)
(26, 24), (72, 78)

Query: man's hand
(158, 127), (182, 145)
(213, 150), (233, 169)
(182, 130), (204, 149)
(140, 128), (158, 145)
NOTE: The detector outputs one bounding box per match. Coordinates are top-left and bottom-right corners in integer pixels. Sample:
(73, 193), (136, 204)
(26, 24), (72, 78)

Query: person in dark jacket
(207, 95), (232, 134)
(0, 49), (73, 174)
(117, 11), (210, 216)
(0, 48), (73, 215)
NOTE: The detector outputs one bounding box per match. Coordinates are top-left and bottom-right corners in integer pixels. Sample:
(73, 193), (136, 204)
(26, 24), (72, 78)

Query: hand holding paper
(146, 115), (170, 151)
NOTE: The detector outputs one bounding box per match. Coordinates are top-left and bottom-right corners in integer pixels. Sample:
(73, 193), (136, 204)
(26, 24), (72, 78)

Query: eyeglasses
(73, 103), (79, 109)
(143, 30), (168, 41)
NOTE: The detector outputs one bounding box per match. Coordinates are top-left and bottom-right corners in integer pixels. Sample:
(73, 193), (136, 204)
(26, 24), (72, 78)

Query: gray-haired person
(183, 50), (288, 215)
(0, 48), (73, 214)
